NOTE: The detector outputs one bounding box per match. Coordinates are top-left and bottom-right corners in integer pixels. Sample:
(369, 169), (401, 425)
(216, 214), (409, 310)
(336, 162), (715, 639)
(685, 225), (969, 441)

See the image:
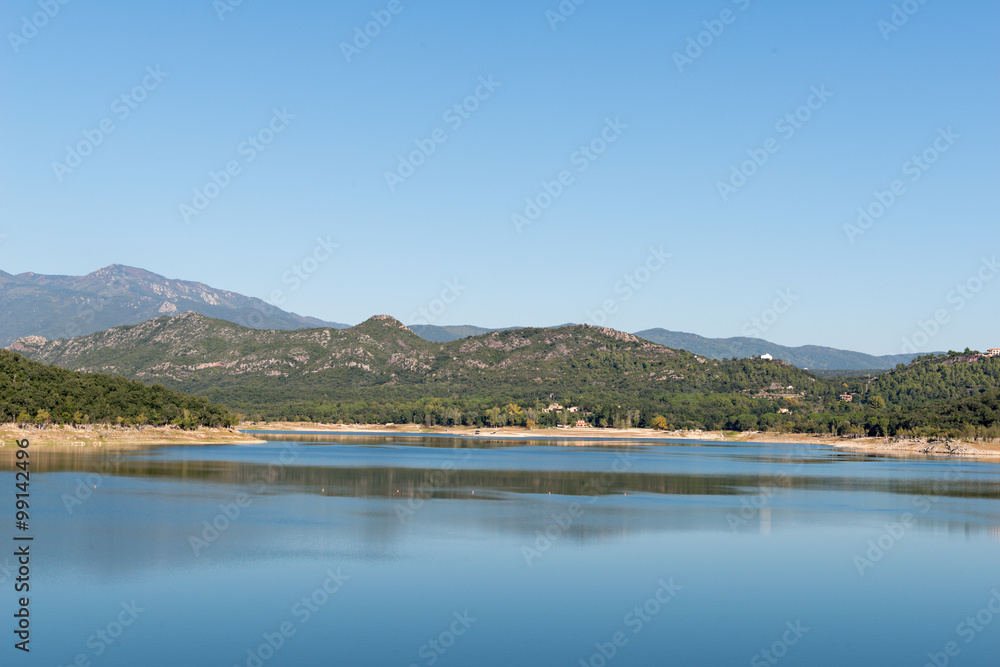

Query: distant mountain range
(0, 264), (347, 346)
(632, 329), (919, 371)
(0, 265), (922, 370)
(407, 325), (919, 370)
(407, 324), (499, 342)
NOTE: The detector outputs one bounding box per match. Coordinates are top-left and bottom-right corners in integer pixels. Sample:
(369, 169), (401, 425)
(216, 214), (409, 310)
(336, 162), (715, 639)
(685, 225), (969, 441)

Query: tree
(651, 415), (668, 430)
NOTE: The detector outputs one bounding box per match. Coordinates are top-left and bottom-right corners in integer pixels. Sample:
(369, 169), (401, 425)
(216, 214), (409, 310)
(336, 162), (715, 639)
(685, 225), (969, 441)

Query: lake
(4, 434), (1000, 666)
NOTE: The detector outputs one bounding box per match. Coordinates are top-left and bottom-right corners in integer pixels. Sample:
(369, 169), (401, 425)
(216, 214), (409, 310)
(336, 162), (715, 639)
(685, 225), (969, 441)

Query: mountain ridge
(0, 264), (348, 346)
(1, 264), (925, 370)
(9, 312), (821, 418)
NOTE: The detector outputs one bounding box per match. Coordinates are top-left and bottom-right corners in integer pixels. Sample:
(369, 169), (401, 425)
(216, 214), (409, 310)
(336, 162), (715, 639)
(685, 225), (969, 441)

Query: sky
(1, 0), (997, 356)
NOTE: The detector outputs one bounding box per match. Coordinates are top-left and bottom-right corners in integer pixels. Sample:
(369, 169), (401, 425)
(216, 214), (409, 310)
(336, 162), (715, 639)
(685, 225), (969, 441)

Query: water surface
(4, 435), (999, 666)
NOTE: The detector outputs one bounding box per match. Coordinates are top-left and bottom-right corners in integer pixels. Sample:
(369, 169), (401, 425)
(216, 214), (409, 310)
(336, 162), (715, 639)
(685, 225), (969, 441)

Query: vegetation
(8, 315), (999, 441)
(0, 350), (235, 428)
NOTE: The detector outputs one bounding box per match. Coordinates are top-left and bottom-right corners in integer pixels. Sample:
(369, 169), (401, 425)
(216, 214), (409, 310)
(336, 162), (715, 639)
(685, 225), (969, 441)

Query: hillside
(0, 349), (234, 427)
(12, 316), (997, 440)
(1, 264), (924, 371)
(11, 313), (823, 425)
(845, 352), (1000, 407)
(633, 328), (920, 370)
(0, 264), (348, 346)
(408, 324), (922, 370)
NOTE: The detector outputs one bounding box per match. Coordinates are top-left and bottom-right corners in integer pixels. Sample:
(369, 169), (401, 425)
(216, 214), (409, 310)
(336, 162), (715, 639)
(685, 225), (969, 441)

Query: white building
(760, 354), (773, 361)
(987, 349), (1000, 357)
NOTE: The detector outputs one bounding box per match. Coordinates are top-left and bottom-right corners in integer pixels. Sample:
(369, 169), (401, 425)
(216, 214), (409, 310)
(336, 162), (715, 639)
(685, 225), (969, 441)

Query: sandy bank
(242, 422), (1000, 459)
(0, 424), (258, 448)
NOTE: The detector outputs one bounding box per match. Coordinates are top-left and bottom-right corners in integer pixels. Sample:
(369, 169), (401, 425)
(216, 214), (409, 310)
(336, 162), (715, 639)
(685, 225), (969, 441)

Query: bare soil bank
(0, 424), (258, 448)
(245, 422), (1000, 459)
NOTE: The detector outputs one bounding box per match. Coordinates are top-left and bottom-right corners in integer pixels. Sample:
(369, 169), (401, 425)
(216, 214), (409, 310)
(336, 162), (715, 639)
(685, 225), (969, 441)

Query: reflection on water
(4, 435), (1000, 666)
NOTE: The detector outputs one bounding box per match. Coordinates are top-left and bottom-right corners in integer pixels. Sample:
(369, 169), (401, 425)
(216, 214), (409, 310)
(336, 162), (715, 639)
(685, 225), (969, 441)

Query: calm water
(3, 434), (1000, 666)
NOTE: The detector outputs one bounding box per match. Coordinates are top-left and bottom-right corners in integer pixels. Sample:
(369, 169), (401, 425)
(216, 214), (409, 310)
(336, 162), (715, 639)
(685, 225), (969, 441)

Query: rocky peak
(7, 335), (48, 353)
(364, 314), (410, 329)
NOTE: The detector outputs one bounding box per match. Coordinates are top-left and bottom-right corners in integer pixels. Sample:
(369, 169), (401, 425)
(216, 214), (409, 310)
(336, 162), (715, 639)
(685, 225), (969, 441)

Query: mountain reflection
(4, 439), (998, 502)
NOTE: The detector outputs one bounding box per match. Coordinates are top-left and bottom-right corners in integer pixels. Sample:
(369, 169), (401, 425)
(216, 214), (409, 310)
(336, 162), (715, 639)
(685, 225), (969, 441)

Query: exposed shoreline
(3, 421), (998, 459)
(0, 424), (258, 448)
(244, 422), (1000, 459)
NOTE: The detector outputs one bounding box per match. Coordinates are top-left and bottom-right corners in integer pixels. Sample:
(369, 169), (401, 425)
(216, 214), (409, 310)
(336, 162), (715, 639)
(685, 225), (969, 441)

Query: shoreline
(0, 424), (258, 448)
(243, 422), (1000, 459)
(3, 421), (997, 459)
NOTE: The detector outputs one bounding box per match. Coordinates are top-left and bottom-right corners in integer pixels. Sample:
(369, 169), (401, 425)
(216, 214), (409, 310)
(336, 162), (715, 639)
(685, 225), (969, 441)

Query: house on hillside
(987, 349), (1000, 357)
(839, 394), (854, 402)
(575, 419), (589, 428)
(760, 353), (773, 361)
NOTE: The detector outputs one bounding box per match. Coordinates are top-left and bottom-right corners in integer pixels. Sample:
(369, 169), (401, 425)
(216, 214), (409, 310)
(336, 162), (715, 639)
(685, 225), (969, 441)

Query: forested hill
(10, 312), (822, 418)
(844, 352), (1000, 407)
(10, 315), (999, 440)
(0, 350), (235, 427)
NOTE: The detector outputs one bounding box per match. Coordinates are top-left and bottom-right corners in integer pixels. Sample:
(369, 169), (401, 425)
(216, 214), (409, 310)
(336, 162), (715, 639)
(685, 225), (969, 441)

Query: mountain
(406, 325), (919, 371)
(2, 264), (921, 371)
(0, 264), (349, 346)
(633, 328), (920, 371)
(11, 314), (997, 439)
(407, 324), (499, 343)
(10, 313), (823, 419)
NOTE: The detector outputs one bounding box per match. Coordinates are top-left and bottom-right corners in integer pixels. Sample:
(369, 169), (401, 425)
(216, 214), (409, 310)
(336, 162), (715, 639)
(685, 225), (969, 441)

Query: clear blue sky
(1, 0), (997, 355)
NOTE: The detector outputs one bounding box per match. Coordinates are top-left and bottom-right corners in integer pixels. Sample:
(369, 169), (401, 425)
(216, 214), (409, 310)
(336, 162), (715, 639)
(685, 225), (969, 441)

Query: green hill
(0, 349), (235, 428)
(10, 315), (998, 440)
(11, 313), (823, 427)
